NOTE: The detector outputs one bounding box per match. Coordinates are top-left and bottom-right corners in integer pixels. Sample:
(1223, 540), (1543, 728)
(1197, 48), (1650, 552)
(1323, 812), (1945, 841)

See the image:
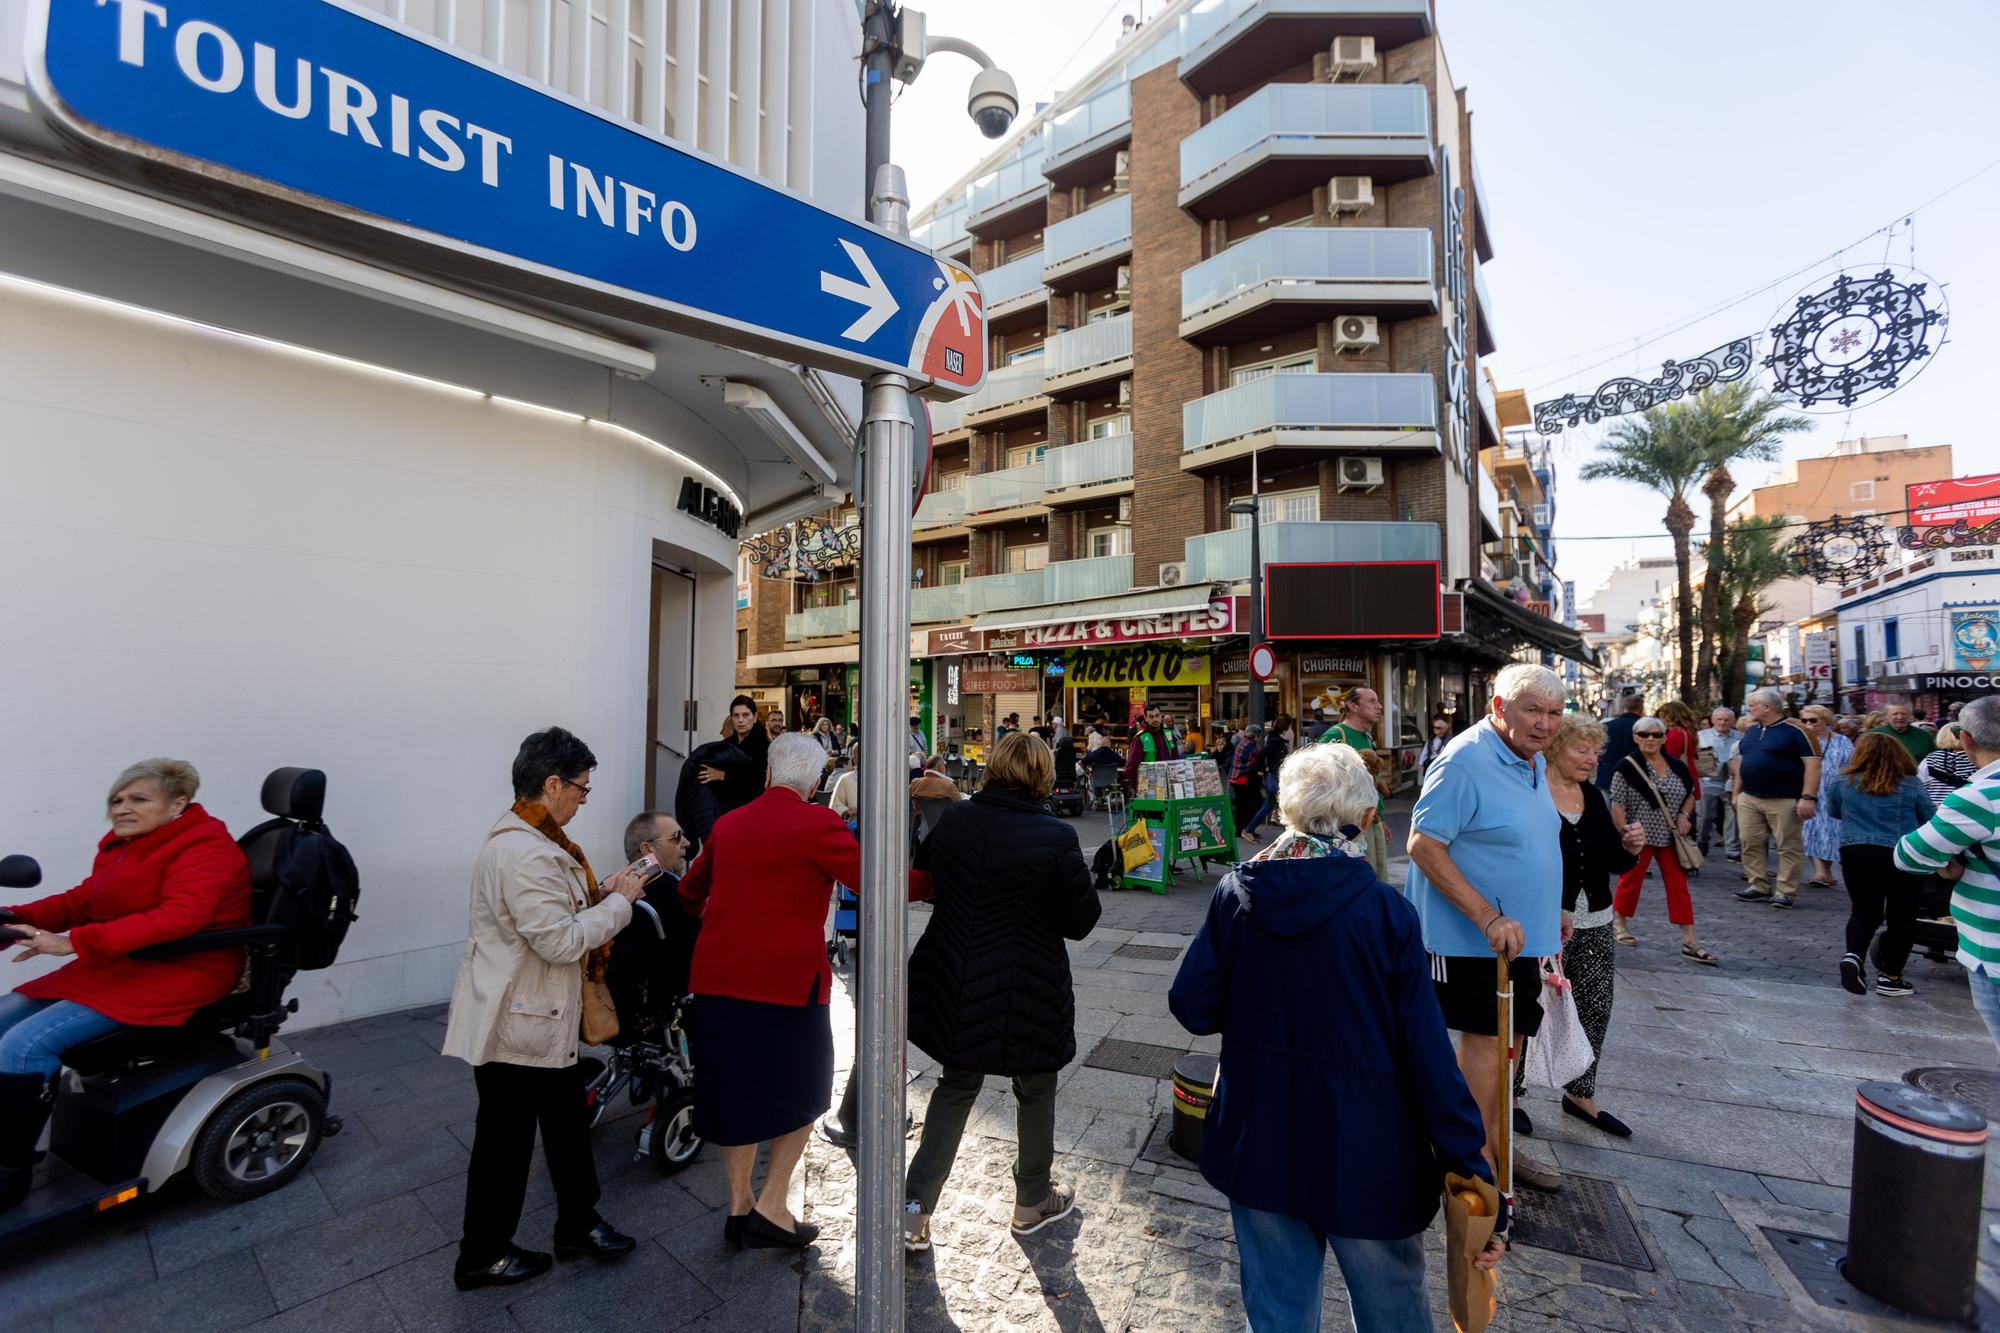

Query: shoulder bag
(1521, 956), (1594, 1089)
(1623, 756), (1705, 873)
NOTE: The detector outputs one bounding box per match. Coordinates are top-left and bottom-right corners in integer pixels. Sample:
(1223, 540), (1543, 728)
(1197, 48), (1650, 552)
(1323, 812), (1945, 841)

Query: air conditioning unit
(1330, 35), (1377, 80)
(1112, 150), (1131, 192)
(1113, 264), (1132, 300)
(1333, 314), (1380, 355)
(1159, 561), (1188, 588)
(1116, 379), (1133, 407)
(1328, 175), (1374, 216)
(1337, 456), (1385, 492)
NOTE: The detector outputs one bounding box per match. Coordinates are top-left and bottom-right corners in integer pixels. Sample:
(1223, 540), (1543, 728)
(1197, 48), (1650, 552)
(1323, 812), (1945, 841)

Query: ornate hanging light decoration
(740, 515), (862, 581)
(1532, 338), (1755, 437)
(1763, 266), (1947, 411)
(1791, 514), (1892, 584)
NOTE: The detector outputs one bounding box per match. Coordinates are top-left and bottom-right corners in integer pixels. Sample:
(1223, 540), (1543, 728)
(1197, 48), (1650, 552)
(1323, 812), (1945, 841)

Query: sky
(890, 0), (2000, 605)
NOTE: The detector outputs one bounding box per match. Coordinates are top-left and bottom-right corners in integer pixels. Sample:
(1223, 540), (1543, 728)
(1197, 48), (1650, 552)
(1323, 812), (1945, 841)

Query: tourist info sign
(27, 0), (987, 395)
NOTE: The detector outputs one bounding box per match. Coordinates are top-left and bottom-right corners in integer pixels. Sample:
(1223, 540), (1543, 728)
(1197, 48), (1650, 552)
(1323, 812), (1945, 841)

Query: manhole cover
(1904, 1067), (2000, 1123)
(1083, 1038), (1183, 1080)
(1509, 1173), (1652, 1271)
(1113, 943), (1183, 961)
(1762, 1227), (2000, 1326)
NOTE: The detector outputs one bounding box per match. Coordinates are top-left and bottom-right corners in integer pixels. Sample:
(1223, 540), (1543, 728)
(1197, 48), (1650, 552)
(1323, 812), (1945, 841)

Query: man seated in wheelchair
(0, 759), (252, 1208)
(606, 811), (699, 1042)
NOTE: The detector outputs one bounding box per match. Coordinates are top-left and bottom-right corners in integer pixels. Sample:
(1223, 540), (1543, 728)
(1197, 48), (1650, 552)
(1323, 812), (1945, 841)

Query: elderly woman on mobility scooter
(0, 758), (253, 1210)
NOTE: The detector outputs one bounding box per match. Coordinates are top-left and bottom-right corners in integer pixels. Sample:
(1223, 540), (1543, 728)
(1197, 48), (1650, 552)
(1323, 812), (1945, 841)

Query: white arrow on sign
(820, 239), (900, 342)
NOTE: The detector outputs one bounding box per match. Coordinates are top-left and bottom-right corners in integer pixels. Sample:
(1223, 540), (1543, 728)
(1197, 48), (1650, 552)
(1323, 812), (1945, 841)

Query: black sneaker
(1735, 887), (1772, 902)
(1840, 953), (1866, 995)
(1876, 976), (1915, 998)
(1771, 896), (1796, 909)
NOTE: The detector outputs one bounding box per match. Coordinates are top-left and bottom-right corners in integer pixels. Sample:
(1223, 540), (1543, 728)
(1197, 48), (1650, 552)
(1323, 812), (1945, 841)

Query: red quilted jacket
(13, 805), (253, 1026)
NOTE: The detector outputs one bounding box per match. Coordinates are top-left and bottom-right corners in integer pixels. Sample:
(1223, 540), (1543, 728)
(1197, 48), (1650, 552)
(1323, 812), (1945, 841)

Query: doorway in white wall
(648, 563), (700, 806)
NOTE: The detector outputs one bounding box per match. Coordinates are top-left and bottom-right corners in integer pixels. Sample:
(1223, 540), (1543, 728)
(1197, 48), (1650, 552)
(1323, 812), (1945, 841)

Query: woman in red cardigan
(678, 733), (927, 1250)
(1, 758), (252, 1208)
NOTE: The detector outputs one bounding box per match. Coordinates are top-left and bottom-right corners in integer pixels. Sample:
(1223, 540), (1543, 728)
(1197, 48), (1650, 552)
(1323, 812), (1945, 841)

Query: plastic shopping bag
(1520, 958), (1593, 1089)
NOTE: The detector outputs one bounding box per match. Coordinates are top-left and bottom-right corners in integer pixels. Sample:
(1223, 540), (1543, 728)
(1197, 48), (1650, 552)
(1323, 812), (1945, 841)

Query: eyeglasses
(561, 779), (591, 797)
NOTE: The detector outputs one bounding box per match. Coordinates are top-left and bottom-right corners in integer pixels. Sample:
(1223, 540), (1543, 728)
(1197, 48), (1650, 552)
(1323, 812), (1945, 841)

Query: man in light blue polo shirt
(1406, 662), (1567, 1192)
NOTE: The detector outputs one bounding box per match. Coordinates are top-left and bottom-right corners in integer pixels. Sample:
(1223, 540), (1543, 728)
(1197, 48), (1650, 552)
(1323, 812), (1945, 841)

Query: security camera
(967, 67), (1019, 139)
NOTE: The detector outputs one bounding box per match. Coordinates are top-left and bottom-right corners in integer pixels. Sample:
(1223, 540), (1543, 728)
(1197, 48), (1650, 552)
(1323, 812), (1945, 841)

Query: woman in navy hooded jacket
(1171, 741), (1503, 1333)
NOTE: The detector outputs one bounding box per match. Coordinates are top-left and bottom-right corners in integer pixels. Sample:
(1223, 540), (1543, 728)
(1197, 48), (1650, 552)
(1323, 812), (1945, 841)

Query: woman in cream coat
(442, 727), (645, 1291)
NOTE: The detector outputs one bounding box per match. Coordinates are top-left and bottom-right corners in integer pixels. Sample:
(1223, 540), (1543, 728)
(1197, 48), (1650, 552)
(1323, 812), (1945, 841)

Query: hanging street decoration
(1532, 338), (1755, 437)
(741, 515), (863, 580)
(1898, 516), (2000, 553)
(1763, 266), (1947, 411)
(1792, 514), (1892, 584)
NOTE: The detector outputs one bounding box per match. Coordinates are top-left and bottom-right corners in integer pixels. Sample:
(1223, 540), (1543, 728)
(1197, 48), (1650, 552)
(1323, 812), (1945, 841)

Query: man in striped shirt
(1895, 695), (2000, 1051)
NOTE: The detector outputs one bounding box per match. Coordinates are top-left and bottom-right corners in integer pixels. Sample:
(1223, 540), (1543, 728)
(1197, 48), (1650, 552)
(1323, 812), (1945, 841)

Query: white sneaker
(902, 1199), (931, 1253)
(1010, 1182), (1078, 1235)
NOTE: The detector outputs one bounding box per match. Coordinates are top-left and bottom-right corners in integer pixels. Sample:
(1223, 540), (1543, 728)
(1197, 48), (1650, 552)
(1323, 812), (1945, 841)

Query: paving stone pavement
(8, 795), (2000, 1331)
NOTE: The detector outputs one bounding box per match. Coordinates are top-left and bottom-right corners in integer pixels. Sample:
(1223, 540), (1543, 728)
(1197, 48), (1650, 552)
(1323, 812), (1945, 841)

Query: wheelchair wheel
(191, 1077), (326, 1202)
(647, 1088), (703, 1175)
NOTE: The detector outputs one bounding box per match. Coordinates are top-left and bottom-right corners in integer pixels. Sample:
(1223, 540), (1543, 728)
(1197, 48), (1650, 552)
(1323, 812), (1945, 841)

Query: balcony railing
(914, 489), (967, 531)
(925, 396), (967, 435)
(785, 602), (860, 640)
(1182, 373), (1438, 453)
(1476, 372), (1500, 444)
(1043, 196), (1132, 277)
(1045, 314), (1132, 379)
(969, 142), (1050, 224)
(1181, 228), (1434, 322)
(965, 461), (1049, 514)
(979, 252), (1048, 313)
(1046, 82), (1132, 168)
(960, 362), (1047, 419)
(966, 569), (1049, 613)
(1045, 434), (1133, 494)
(1473, 264), (1497, 352)
(1183, 521), (1440, 583)
(913, 194), (971, 255)
(1179, 0), (1433, 87)
(911, 583), (969, 624)
(1048, 554), (1133, 602)
(1180, 82), (1431, 192)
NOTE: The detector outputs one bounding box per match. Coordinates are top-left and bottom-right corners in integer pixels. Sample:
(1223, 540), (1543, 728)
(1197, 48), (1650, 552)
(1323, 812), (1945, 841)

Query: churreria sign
(27, 0), (987, 391)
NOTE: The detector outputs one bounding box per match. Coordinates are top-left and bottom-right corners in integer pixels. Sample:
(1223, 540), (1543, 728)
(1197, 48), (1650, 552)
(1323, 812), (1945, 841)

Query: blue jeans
(1231, 1203), (1431, 1333)
(1244, 791), (1278, 836)
(0, 992), (124, 1079)
(1969, 967), (2000, 1058)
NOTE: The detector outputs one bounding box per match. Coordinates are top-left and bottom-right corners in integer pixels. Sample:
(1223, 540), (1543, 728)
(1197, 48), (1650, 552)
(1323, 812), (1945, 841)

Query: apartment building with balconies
(741, 0), (1589, 763)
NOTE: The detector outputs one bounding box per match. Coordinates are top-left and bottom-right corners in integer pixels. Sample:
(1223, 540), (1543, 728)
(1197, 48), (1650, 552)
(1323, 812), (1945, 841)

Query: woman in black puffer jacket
(901, 733), (1102, 1252)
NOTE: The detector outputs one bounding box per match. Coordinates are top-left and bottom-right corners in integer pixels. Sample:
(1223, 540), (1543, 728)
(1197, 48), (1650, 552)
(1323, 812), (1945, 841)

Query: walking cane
(1493, 952), (1514, 1241)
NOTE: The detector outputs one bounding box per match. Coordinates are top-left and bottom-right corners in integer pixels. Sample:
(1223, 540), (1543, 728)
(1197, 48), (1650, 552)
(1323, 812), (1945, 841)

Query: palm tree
(1686, 385), (1811, 701)
(1715, 516), (1793, 709)
(1580, 403), (1708, 700)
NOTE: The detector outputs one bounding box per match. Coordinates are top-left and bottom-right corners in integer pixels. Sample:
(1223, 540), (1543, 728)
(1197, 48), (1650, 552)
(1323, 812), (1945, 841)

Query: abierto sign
(29, 0), (985, 392)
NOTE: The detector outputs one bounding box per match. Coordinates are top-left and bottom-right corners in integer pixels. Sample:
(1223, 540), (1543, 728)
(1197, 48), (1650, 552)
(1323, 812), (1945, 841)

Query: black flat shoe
(454, 1245), (554, 1289)
(724, 1213), (749, 1248)
(1562, 1097), (1633, 1138)
(1512, 1106), (1533, 1137)
(553, 1220), (637, 1262)
(744, 1209), (820, 1249)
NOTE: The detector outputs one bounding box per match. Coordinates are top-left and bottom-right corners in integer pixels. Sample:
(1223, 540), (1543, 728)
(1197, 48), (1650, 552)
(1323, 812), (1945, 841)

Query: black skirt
(690, 993), (833, 1146)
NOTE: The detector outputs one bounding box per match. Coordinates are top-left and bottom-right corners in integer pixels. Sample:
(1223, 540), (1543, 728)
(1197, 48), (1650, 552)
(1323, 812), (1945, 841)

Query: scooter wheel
(191, 1077), (326, 1201)
(647, 1088), (703, 1175)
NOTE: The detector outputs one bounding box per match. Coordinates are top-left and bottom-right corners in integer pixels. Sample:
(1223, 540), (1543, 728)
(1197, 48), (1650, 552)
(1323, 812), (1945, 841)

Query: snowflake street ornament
(1763, 267), (1947, 411)
(1792, 515), (1891, 584)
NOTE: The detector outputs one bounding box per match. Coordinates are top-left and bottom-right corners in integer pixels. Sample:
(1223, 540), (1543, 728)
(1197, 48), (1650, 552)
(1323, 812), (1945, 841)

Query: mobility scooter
(0, 768), (357, 1240)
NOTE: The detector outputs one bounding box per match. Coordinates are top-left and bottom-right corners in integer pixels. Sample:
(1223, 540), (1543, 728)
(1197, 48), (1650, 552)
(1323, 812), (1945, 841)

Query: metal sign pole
(855, 160), (914, 1333)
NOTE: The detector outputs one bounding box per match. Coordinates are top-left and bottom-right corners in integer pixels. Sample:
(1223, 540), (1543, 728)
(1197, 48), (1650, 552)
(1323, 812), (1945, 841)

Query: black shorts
(1431, 953), (1543, 1038)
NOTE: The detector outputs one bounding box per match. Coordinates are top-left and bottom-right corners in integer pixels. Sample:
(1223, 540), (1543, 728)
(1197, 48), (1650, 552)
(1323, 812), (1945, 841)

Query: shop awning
(1462, 578), (1599, 667)
(971, 584), (1224, 634)
(744, 644), (861, 670)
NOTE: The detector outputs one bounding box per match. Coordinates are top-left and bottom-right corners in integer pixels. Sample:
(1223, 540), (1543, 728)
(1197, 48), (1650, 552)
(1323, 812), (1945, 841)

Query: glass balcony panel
(925, 396), (967, 434)
(914, 489), (967, 530)
(1180, 82), (1430, 188)
(1047, 83), (1132, 162)
(1181, 228), (1433, 320)
(1044, 434), (1133, 493)
(979, 252), (1047, 310)
(1183, 521), (1440, 582)
(1045, 313), (1132, 378)
(912, 195), (970, 254)
(961, 362), (1047, 417)
(966, 569), (1049, 613)
(911, 583), (970, 623)
(964, 462), (1048, 514)
(969, 142), (1050, 219)
(1182, 373), (1438, 452)
(1044, 196), (1133, 272)
(1047, 554), (1133, 601)
(785, 602), (860, 639)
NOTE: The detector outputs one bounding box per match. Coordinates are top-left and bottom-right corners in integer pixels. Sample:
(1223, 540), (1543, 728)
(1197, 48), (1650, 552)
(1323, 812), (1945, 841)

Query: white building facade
(1, 0), (866, 1023)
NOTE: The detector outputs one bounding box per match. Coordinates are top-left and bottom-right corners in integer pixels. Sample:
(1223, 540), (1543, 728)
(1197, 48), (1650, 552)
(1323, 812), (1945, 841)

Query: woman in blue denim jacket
(1827, 731), (1937, 998)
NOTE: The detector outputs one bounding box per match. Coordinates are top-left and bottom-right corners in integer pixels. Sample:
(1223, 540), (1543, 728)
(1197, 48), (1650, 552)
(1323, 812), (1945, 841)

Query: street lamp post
(1227, 463), (1266, 731)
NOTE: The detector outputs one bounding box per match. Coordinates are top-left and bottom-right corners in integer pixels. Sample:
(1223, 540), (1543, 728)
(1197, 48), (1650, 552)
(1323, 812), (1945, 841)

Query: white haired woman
(677, 733), (927, 1250)
(1172, 743), (1502, 1329)
(0, 759), (252, 1210)
(1920, 722), (1977, 806)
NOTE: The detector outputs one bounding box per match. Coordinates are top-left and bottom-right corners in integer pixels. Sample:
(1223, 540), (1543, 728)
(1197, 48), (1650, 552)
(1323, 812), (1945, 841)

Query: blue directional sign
(27, 0), (987, 394)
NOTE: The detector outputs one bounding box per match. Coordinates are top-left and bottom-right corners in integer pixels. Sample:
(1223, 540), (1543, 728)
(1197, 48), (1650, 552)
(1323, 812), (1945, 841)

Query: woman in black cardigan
(1540, 716), (1646, 1137)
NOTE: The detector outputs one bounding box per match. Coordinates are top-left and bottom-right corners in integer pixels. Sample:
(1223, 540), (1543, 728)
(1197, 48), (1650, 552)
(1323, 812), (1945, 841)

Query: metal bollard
(1169, 1054), (1219, 1162)
(1844, 1080), (1988, 1321)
